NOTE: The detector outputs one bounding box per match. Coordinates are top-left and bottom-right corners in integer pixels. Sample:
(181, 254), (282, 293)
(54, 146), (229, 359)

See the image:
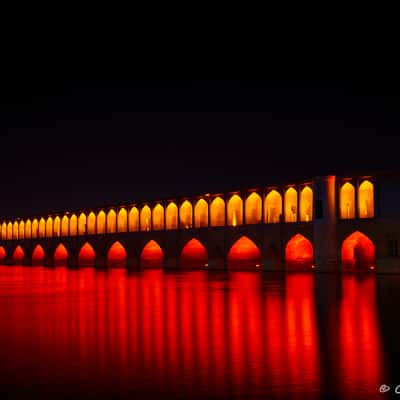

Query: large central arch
(107, 241), (127, 268)
(12, 245), (25, 264)
(54, 243), (68, 266)
(227, 236), (262, 269)
(341, 231), (375, 271)
(180, 238), (208, 268)
(78, 242), (96, 267)
(140, 240), (164, 268)
(285, 234), (314, 271)
(32, 244), (45, 265)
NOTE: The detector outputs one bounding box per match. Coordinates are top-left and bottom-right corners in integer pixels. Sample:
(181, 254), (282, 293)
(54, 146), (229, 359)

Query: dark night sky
(1, 16), (400, 218)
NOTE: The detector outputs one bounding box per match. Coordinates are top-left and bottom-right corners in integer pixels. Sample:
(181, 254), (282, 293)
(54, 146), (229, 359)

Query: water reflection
(0, 266), (389, 399)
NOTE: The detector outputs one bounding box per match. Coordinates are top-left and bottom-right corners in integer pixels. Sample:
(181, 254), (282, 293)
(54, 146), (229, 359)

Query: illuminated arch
(1, 222), (7, 240)
(340, 182), (355, 219)
(32, 244), (45, 265)
(284, 187), (298, 222)
(25, 220), (31, 239)
(210, 197), (225, 226)
(78, 213), (86, 235)
(140, 205), (151, 231)
(285, 234), (314, 271)
(166, 202), (178, 230)
(117, 208), (128, 232)
(19, 221), (25, 240)
(358, 180), (374, 218)
(245, 192), (262, 224)
(38, 218), (46, 238)
(107, 209), (117, 233)
(152, 204), (164, 231)
(53, 216), (61, 237)
(300, 186), (313, 222)
(140, 240), (164, 268)
(7, 222), (13, 240)
(107, 241), (127, 268)
(87, 212), (96, 235)
(341, 231), (375, 271)
(264, 190), (282, 223)
(12, 245), (24, 264)
(180, 200), (193, 229)
(180, 238), (208, 268)
(128, 207), (139, 232)
(69, 215), (77, 236)
(78, 242), (96, 267)
(194, 199), (208, 228)
(97, 211), (106, 234)
(46, 217), (53, 238)
(61, 215), (69, 236)
(54, 243), (68, 266)
(227, 236), (262, 269)
(0, 246), (6, 262)
(227, 194), (243, 226)
(13, 221), (19, 239)
(31, 219), (39, 239)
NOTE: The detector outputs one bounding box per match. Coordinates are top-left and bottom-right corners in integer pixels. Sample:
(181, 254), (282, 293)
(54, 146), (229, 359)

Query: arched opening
(264, 190), (282, 223)
(97, 211), (106, 234)
(107, 241), (127, 268)
(25, 220), (31, 239)
(128, 207), (139, 232)
(300, 186), (313, 222)
(152, 204), (164, 231)
(13, 221), (19, 239)
(54, 243), (68, 266)
(78, 242), (96, 267)
(180, 238), (208, 268)
(166, 202), (178, 230)
(194, 199), (208, 228)
(12, 245), (24, 264)
(69, 215), (77, 236)
(107, 209), (117, 233)
(87, 212), (96, 235)
(227, 236), (262, 269)
(358, 180), (374, 218)
(140, 205), (152, 231)
(340, 182), (355, 219)
(0, 246), (6, 263)
(341, 231), (375, 271)
(210, 197), (225, 226)
(285, 234), (314, 271)
(32, 244), (45, 266)
(19, 221), (25, 240)
(1, 223), (7, 240)
(284, 187), (297, 222)
(7, 222), (13, 240)
(117, 208), (128, 232)
(61, 216), (69, 236)
(180, 200), (193, 229)
(140, 240), (164, 268)
(31, 219), (39, 239)
(53, 217), (61, 237)
(78, 213), (86, 235)
(46, 217), (53, 238)
(38, 218), (46, 238)
(227, 194), (243, 226)
(245, 192), (262, 224)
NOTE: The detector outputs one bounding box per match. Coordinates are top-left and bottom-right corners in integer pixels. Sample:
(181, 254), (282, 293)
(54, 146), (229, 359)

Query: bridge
(1, 173), (394, 272)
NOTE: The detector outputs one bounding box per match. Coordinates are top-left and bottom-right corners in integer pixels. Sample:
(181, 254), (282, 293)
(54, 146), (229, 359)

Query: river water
(0, 266), (398, 399)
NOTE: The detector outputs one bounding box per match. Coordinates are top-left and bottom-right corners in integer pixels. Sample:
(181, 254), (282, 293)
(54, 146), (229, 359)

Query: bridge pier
(127, 257), (140, 269)
(207, 256), (226, 270)
(164, 256), (178, 269)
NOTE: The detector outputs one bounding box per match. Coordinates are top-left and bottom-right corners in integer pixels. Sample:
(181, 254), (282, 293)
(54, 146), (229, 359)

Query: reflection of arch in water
(285, 234), (314, 271)
(140, 240), (164, 268)
(54, 243), (68, 266)
(32, 244), (45, 265)
(341, 231), (375, 271)
(180, 238), (208, 268)
(227, 236), (262, 269)
(12, 245), (25, 264)
(107, 241), (127, 268)
(78, 242), (96, 267)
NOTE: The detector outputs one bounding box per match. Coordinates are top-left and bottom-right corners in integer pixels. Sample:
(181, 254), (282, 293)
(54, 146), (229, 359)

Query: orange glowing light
(285, 234), (314, 271)
(107, 241), (127, 268)
(87, 212), (96, 234)
(0, 246), (6, 262)
(194, 199), (208, 228)
(210, 197), (225, 226)
(117, 208), (128, 232)
(245, 192), (262, 224)
(78, 242), (96, 267)
(32, 244), (45, 265)
(284, 187), (297, 222)
(341, 231), (375, 271)
(180, 200), (193, 229)
(140, 240), (164, 268)
(180, 238), (208, 269)
(152, 204), (164, 231)
(12, 245), (24, 263)
(54, 243), (68, 266)
(227, 195), (243, 226)
(358, 180), (374, 218)
(107, 209), (117, 233)
(227, 236), (262, 269)
(300, 186), (313, 222)
(340, 182), (355, 219)
(97, 211), (106, 234)
(140, 205), (151, 231)
(166, 202), (178, 230)
(128, 207), (139, 232)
